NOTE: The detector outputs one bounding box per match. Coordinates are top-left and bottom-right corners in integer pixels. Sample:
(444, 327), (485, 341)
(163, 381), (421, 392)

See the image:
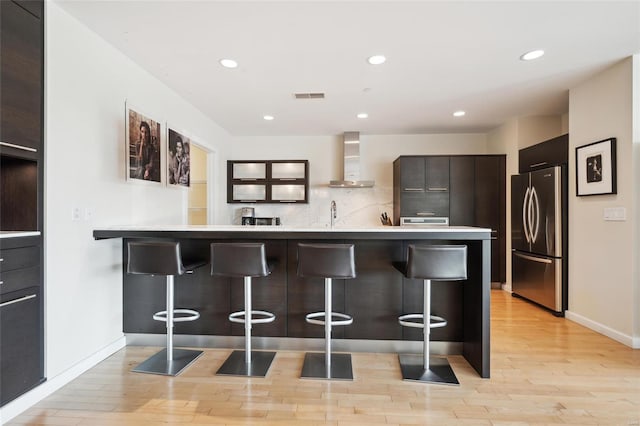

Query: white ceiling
(56, 1), (640, 137)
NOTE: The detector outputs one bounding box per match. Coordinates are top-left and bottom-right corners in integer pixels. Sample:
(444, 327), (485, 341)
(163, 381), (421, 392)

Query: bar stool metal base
(132, 348), (203, 376)
(216, 350), (276, 377)
(398, 354), (459, 385)
(301, 352), (353, 380)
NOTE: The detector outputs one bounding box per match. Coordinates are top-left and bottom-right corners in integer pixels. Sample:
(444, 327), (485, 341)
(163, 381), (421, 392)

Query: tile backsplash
(228, 185), (393, 228)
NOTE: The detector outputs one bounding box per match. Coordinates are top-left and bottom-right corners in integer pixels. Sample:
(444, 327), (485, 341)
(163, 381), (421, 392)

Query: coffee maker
(241, 207), (255, 225)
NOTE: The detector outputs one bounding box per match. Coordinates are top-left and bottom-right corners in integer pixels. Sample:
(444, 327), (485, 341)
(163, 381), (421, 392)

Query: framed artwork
(167, 127), (192, 187)
(575, 137), (617, 196)
(126, 104), (162, 183)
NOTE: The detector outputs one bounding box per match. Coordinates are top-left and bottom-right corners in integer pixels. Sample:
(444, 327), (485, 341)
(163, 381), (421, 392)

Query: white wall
(44, 0), (230, 389)
(634, 54), (640, 341)
(228, 133), (487, 227)
(567, 57), (637, 346)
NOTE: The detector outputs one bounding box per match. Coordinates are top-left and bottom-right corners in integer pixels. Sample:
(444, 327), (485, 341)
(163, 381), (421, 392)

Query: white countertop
(0, 231), (41, 239)
(95, 224), (491, 233)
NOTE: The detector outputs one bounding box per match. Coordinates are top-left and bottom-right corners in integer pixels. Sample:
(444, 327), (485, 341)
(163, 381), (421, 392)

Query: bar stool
(397, 244), (467, 385)
(297, 243), (356, 380)
(210, 242), (276, 377)
(126, 240), (207, 376)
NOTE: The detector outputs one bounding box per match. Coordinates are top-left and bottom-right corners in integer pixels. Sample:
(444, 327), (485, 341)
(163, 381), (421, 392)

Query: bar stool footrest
(398, 353), (459, 385)
(229, 310), (276, 324)
(398, 313), (447, 329)
(216, 350), (276, 377)
(305, 311), (353, 326)
(301, 352), (353, 380)
(132, 348), (203, 376)
(153, 309), (200, 322)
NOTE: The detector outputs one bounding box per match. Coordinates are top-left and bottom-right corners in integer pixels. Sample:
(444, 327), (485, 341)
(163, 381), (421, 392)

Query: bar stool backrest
(127, 241), (185, 276)
(297, 243), (356, 279)
(211, 242), (270, 277)
(407, 244), (467, 281)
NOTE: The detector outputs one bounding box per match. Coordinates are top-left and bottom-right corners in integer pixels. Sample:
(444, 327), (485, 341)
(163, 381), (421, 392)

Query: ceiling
(56, 1), (640, 137)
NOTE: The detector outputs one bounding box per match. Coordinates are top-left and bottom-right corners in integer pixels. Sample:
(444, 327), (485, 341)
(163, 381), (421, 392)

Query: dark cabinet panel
(425, 157), (450, 191)
(0, 286), (44, 406)
(449, 156), (475, 226)
(0, 0), (43, 151)
(519, 134), (568, 172)
(398, 157), (426, 191)
(475, 156), (506, 283)
(344, 240), (404, 340)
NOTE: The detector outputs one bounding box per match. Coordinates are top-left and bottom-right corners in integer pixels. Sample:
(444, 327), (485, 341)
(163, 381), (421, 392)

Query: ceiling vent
(329, 132), (375, 188)
(294, 92), (325, 99)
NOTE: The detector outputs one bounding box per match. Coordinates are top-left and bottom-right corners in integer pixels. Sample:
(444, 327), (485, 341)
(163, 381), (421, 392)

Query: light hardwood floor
(8, 290), (640, 425)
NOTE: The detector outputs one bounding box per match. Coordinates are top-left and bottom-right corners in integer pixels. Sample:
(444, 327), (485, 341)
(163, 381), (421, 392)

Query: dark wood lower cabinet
(122, 238), (471, 343)
(0, 286), (44, 406)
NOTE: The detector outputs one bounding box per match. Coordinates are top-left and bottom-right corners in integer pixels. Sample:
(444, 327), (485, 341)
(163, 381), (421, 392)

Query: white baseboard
(0, 336), (126, 425)
(565, 311), (639, 349)
(501, 283), (512, 292)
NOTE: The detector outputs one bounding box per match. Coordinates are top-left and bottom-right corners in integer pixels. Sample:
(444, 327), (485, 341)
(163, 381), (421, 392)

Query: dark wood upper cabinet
(394, 154), (506, 283)
(518, 134), (568, 173)
(0, 0), (43, 152)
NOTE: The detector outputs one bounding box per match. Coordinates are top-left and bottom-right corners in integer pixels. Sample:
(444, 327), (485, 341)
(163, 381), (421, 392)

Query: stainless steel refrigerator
(511, 166), (567, 315)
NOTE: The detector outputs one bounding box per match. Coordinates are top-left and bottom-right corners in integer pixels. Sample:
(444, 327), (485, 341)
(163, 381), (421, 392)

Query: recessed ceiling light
(357, 113), (368, 119)
(520, 50), (545, 61)
(367, 55), (386, 65)
(263, 115), (274, 121)
(220, 58), (238, 68)
(453, 111), (466, 117)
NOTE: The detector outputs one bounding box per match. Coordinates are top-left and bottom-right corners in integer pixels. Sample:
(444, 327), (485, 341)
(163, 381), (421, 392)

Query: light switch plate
(603, 207), (626, 221)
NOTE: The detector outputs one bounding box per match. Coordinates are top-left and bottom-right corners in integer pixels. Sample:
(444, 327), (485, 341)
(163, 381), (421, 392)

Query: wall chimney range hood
(329, 131), (375, 188)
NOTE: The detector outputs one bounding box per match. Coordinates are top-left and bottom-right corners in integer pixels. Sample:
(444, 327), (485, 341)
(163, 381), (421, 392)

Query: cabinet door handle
(0, 294), (36, 308)
(513, 252), (552, 264)
(0, 141), (37, 153)
(530, 161), (547, 168)
(276, 178), (297, 181)
(240, 200), (258, 203)
(403, 188), (424, 192)
(238, 178), (258, 181)
(416, 212), (435, 216)
(278, 200), (297, 203)
(427, 187), (448, 191)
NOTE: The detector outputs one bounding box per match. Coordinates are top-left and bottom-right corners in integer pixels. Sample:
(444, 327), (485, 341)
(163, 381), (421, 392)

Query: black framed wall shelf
(227, 160), (309, 203)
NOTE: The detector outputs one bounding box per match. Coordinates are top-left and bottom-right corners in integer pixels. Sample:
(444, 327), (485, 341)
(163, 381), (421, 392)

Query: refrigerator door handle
(513, 251), (553, 264)
(522, 187), (531, 243)
(530, 186), (540, 243)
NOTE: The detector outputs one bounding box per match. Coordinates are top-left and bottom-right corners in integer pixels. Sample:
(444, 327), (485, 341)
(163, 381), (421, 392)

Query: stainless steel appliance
(511, 166), (567, 315)
(400, 216), (449, 226)
(241, 207), (255, 225)
(253, 217), (280, 226)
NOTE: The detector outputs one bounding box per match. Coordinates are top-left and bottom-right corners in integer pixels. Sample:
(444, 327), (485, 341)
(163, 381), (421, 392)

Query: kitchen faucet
(330, 200), (337, 228)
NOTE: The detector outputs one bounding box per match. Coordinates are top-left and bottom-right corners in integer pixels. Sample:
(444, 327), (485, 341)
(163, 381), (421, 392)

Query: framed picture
(126, 104), (163, 183)
(167, 127), (192, 187)
(575, 137), (617, 196)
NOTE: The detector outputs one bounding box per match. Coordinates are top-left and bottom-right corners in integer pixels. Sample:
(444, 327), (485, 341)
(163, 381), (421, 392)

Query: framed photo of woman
(126, 104), (163, 183)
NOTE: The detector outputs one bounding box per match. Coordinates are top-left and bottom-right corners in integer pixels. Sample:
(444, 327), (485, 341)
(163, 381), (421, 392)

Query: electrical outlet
(71, 207), (81, 221)
(84, 207), (94, 221)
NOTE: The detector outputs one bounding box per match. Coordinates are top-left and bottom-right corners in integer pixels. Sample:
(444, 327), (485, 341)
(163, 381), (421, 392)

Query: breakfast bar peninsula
(93, 225), (491, 378)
